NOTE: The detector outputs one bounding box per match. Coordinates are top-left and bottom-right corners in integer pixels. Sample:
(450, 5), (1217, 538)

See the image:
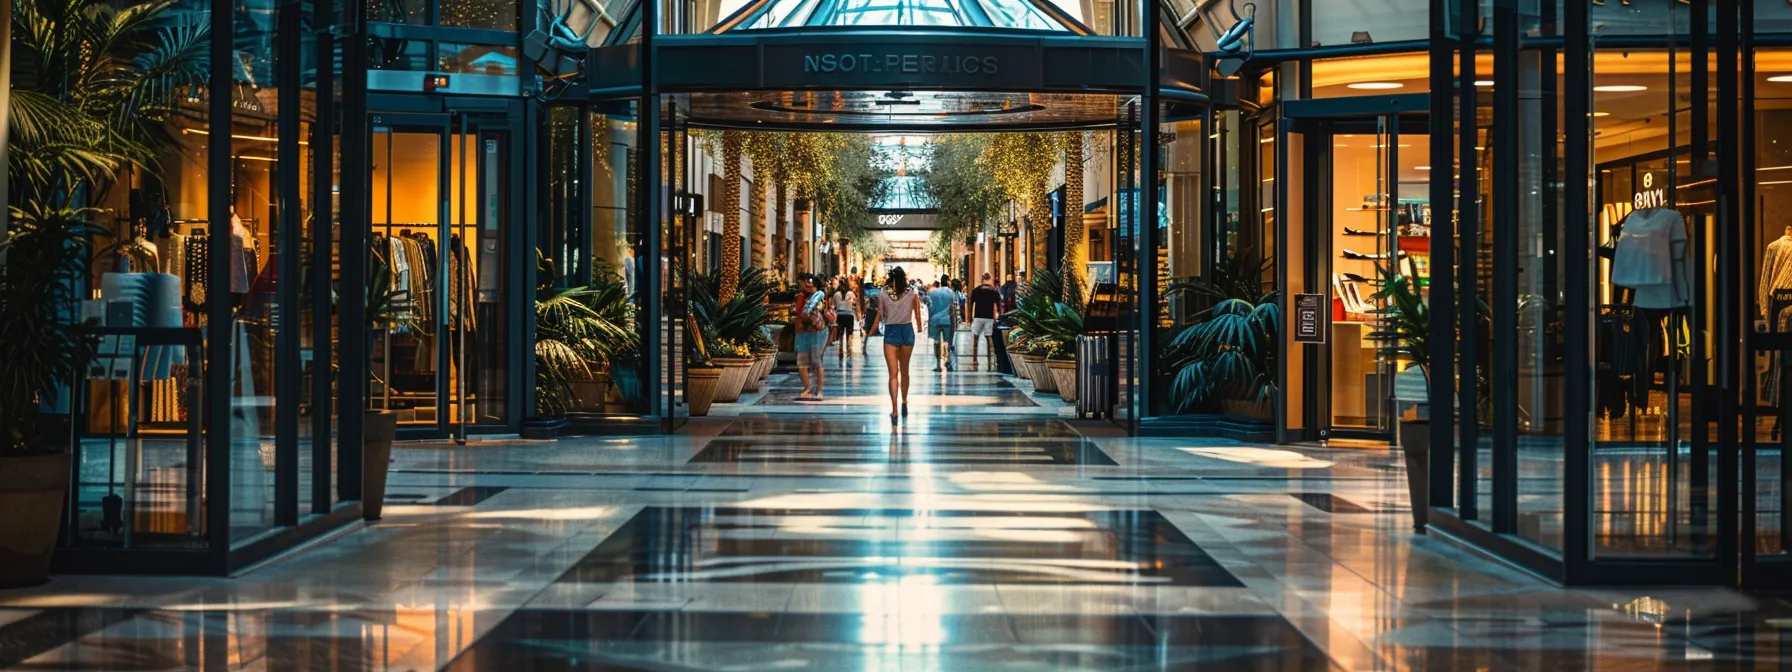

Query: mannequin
(1608, 206), (1691, 423)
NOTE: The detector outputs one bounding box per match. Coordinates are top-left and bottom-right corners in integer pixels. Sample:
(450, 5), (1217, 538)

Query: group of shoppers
(784, 268), (1018, 420)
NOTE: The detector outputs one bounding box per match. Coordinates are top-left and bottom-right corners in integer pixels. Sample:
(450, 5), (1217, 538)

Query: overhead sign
(803, 53), (999, 76)
(866, 213), (939, 230)
(1294, 293), (1327, 343)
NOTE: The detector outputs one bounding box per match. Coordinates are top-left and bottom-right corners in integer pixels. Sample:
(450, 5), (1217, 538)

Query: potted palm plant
(0, 207), (102, 586)
(1365, 266), (1432, 533)
(693, 269), (775, 403)
(1163, 248), (1280, 419)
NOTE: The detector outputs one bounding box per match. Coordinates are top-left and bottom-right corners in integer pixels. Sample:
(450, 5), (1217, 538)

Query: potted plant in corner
(1163, 247), (1280, 420)
(0, 207), (103, 586)
(1365, 265), (1432, 533)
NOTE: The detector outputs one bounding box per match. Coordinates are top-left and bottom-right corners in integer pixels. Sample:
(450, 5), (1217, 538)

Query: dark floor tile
(552, 507), (1242, 587)
(0, 607), (141, 669)
(433, 486), (511, 506)
(690, 435), (1115, 465)
(1294, 493), (1384, 514)
(449, 610), (1333, 671)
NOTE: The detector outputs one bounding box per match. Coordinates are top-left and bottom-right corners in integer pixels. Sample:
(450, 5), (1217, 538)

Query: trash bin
(1076, 334), (1110, 419)
(994, 324), (1014, 375)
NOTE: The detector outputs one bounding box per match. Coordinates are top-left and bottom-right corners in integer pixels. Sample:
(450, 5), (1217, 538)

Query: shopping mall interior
(2, 0), (1791, 668)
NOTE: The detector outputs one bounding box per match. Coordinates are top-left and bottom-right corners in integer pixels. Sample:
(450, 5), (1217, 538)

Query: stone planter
(713, 357), (755, 402)
(753, 349), (778, 384)
(0, 451), (70, 587)
(362, 410), (398, 522)
(1012, 351), (1035, 380)
(1023, 354), (1057, 393)
(1398, 418), (1430, 533)
(1047, 358), (1077, 403)
(742, 358), (765, 393)
(686, 366), (723, 416)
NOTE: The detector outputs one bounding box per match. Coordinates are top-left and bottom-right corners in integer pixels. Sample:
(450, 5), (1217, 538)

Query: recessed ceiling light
(1416, 166), (1431, 170)
(1769, 75), (1792, 82)
(1593, 85), (1647, 92)
(1347, 82), (1404, 90)
(1592, 111), (1611, 117)
(1474, 80), (1494, 87)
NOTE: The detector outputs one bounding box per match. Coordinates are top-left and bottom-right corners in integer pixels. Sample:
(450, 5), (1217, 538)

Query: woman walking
(793, 274), (830, 401)
(829, 277), (859, 363)
(867, 266), (924, 420)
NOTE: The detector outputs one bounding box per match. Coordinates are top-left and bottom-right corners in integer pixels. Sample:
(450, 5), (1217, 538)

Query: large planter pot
(1221, 398), (1275, 421)
(1010, 351), (1034, 380)
(0, 451), (71, 587)
(743, 351), (773, 392)
(570, 374), (611, 412)
(686, 366), (723, 416)
(363, 410), (398, 522)
(1047, 358), (1078, 403)
(1398, 418), (1430, 533)
(713, 357), (755, 402)
(1023, 354), (1057, 393)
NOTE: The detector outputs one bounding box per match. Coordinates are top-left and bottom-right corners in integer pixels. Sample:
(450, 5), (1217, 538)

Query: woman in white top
(866, 266), (925, 421)
(828, 277), (859, 362)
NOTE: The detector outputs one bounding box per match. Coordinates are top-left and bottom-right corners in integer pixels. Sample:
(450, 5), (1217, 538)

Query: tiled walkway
(0, 333), (1787, 670)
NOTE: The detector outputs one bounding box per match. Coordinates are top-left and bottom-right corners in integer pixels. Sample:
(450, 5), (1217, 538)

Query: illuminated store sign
(1634, 171), (1666, 210)
(803, 53), (999, 76)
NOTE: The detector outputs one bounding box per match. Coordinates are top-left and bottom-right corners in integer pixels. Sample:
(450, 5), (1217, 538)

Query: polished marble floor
(3, 338), (1790, 670)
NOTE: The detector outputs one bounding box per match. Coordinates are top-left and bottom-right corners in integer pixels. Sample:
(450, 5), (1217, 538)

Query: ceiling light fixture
(1593, 85), (1647, 92)
(1474, 80), (1494, 87)
(1416, 166), (1431, 170)
(1592, 111), (1611, 117)
(1347, 82), (1403, 90)
(1769, 75), (1792, 83)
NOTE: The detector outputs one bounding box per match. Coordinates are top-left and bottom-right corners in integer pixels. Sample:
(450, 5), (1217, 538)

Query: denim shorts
(794, 330), (827, 354)
(929, 322), (954, 342)
(882, 323), (916, 347)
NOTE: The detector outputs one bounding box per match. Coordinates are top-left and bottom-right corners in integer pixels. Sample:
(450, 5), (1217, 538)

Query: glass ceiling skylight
(726, 0), (1083, 32)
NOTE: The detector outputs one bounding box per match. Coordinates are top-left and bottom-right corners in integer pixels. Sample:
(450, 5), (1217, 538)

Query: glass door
(1288, 113), (1429, 443)
(368, 114), (509, 440)
(447, 117), (510, 439)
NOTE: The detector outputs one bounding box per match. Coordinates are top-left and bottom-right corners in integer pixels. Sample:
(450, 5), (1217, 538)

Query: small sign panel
(1294, 293), (1327, 343)
(424, 74), (451, 92)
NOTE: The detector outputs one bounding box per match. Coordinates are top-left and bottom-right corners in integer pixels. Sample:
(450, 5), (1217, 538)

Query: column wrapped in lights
(720, 131), (743, 303)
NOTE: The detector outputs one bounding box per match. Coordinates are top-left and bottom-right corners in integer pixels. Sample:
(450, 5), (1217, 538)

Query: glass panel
(1752, 47), (1792, 561)
(439, 44), (520, 76)
(1514, 42), (1566, 550)
(1150, 118), (1206, 417)
(1589, 7), (1712, 558)
(446, 130), (509, 429)
(370, 130), (444, 429)
(439, 0), (519, 30)
(230, 0), (282, 539)
(979, 0), (1060, 30)
(1326, 124), (1394, 435)
(823, 0), (965, 27)
(1307, 0), (1428, 46)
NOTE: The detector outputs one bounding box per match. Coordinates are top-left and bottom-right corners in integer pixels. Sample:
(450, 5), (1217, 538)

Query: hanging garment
(229, 212), (253, 294)
(185, 235), (210, 308)
(1760, 235), (1792, 318)
(1610, 208), (1691, 309)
